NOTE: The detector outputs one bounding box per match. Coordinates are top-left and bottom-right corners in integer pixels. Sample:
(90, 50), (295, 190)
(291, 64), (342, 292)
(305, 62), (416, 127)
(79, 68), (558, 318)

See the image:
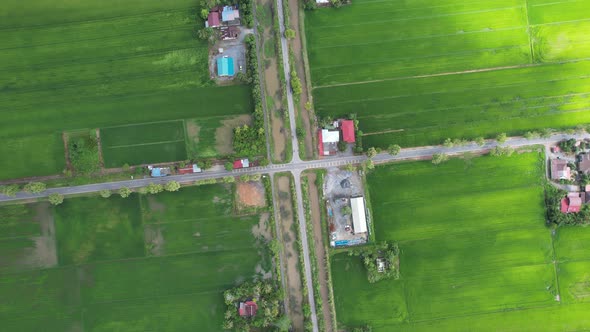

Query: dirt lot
(209, 27), (250, 82)
(324, 168), (368, 246)
(276, 175), (304, 330)
(236, 180), (267, 208)
(306, 172), (334, 332)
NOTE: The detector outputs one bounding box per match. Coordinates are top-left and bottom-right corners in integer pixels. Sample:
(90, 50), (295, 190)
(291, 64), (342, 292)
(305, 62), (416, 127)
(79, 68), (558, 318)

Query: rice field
(0, 184), (271, 331)
(0, 0), (252, 179)
(330, 152), (590, 331)
(306, 0), (590, 148)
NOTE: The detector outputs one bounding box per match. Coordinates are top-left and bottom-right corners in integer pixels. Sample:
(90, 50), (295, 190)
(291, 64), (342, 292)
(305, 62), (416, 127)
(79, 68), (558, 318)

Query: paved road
(276, 0), (301, 164)
(274, 0), (317, 330)
(3, 133), (589, 202)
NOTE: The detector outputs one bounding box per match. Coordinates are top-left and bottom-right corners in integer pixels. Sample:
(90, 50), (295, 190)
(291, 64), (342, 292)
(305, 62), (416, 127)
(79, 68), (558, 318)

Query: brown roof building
(551, 159), (571, 180)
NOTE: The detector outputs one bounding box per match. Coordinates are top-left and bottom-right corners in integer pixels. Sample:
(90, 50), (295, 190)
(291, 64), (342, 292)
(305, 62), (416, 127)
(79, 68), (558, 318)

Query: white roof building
(350, 197), (367, 234)
(321, 129), (340, 143)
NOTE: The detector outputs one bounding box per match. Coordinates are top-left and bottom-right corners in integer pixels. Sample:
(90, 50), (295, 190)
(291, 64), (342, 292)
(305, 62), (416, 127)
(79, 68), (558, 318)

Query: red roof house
(561, 192), (584, 213)
(233, 159), (250, 169)
(207, 12), (221, 27)
(238, 301), (258, 317)
(341, 120), (355, 143)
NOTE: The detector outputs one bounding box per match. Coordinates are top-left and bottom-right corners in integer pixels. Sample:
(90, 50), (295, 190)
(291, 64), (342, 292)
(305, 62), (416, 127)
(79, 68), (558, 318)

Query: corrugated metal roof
(321, 129), (339, 143)
(217, 57), (235, 77)
(341, 120), (355, 143)
(350, 197), (367, 233)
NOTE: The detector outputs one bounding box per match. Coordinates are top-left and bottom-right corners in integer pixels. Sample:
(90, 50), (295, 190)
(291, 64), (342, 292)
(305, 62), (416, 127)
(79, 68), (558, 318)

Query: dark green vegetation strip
(0, 184), (270, 331)
(0, 0), (252, 179)
(306, 0), (590, 148)
(330, 153), (590, 330)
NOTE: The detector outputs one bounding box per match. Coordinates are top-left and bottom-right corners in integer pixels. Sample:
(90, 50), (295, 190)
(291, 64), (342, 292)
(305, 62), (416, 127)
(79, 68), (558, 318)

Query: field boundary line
(550, 230), (562, 302)
(314, 58), (590, 89)
(315, 64), (539, 89)
(523, 0), (535, 63)
(529, 17), (590, 27)
(181, 119), (191, 159)
(105, 139), (185, 150)
(101, 119), (184, 130)
(86, 289), (223, 307)
(529, 0), (582, 7)
(362, 129), (405, 136)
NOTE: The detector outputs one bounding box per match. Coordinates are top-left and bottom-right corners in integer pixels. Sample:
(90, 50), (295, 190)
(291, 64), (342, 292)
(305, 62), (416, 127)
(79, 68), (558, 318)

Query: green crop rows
(0, 184), (270, 331)
(306, 0), (590, 148)
(331, 152), (590, 330)
(0, 0), (252, 179)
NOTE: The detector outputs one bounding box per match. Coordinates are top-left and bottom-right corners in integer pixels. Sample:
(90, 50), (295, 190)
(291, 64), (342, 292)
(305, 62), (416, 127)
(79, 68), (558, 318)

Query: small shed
(579, 154), (590, 174)
(150, 167), (170, 177)
(217, 57), (235, 77)
(178, 164), (202, 174)
(350, 197), (367, 234)
(238, 301), (258, 317)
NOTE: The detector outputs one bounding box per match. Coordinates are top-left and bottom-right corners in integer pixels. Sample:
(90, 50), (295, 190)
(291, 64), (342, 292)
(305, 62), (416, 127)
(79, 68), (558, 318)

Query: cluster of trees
(233, 34), (266, 158)
(559, 138), (578, 153)
(490, 146), (514, 157)
(431, 153), (449, 165)
(98, 181), (181, 199)
(68, 133), (100, 175)
(222, 281), (289, 331)
(348, 242), (400, 283)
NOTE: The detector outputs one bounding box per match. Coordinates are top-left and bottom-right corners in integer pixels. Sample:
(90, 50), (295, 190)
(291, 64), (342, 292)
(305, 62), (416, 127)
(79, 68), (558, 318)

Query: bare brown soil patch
(215, 114), (252, 155)
(185, 120), (201, 145)
(237, 180), (267, 208)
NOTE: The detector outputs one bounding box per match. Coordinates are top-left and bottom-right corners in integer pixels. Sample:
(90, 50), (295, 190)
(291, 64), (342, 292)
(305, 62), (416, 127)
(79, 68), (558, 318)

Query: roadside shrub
(147, 183), (164, 194)
(48, 193), (64, 205)
(23, 182), (46, 194)
(387, 144), (401, 156)
(431, 153), (449, 165)
(99, 189), (111, 198)
(225, 162), (234, 171)
(496, 132), (507, 144)
(474, 137), (485, 146)
(366, 147), (377, 159)
(0, 184), (19, 197)
(165, 181), (181, 192)
(119, 187), (132, 198)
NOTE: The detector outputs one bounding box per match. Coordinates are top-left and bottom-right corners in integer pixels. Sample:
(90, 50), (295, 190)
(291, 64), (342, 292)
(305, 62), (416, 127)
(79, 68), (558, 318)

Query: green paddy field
(306, 0), (590, 148)
(331, 152), (590, 331)
(0, 0), (252, 179)
(0, 184), (270, 331)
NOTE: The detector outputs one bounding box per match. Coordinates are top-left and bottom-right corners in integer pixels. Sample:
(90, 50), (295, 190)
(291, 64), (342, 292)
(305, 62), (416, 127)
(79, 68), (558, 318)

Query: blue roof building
(217, 57), (235, 77)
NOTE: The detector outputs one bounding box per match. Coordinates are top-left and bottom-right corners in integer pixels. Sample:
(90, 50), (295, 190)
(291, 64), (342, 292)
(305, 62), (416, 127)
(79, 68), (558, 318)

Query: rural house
(221, 6), (240, 25)
(561, 192), (585, 213)
(205, 8), (221, 28)
(550, 159), (571, 180)
(233, 158), (250, 169)
(340, 119), (355, 143)
(238, 301), (258, 317)
(318, 129), (340, 156)
(579, 154), (590, 174)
